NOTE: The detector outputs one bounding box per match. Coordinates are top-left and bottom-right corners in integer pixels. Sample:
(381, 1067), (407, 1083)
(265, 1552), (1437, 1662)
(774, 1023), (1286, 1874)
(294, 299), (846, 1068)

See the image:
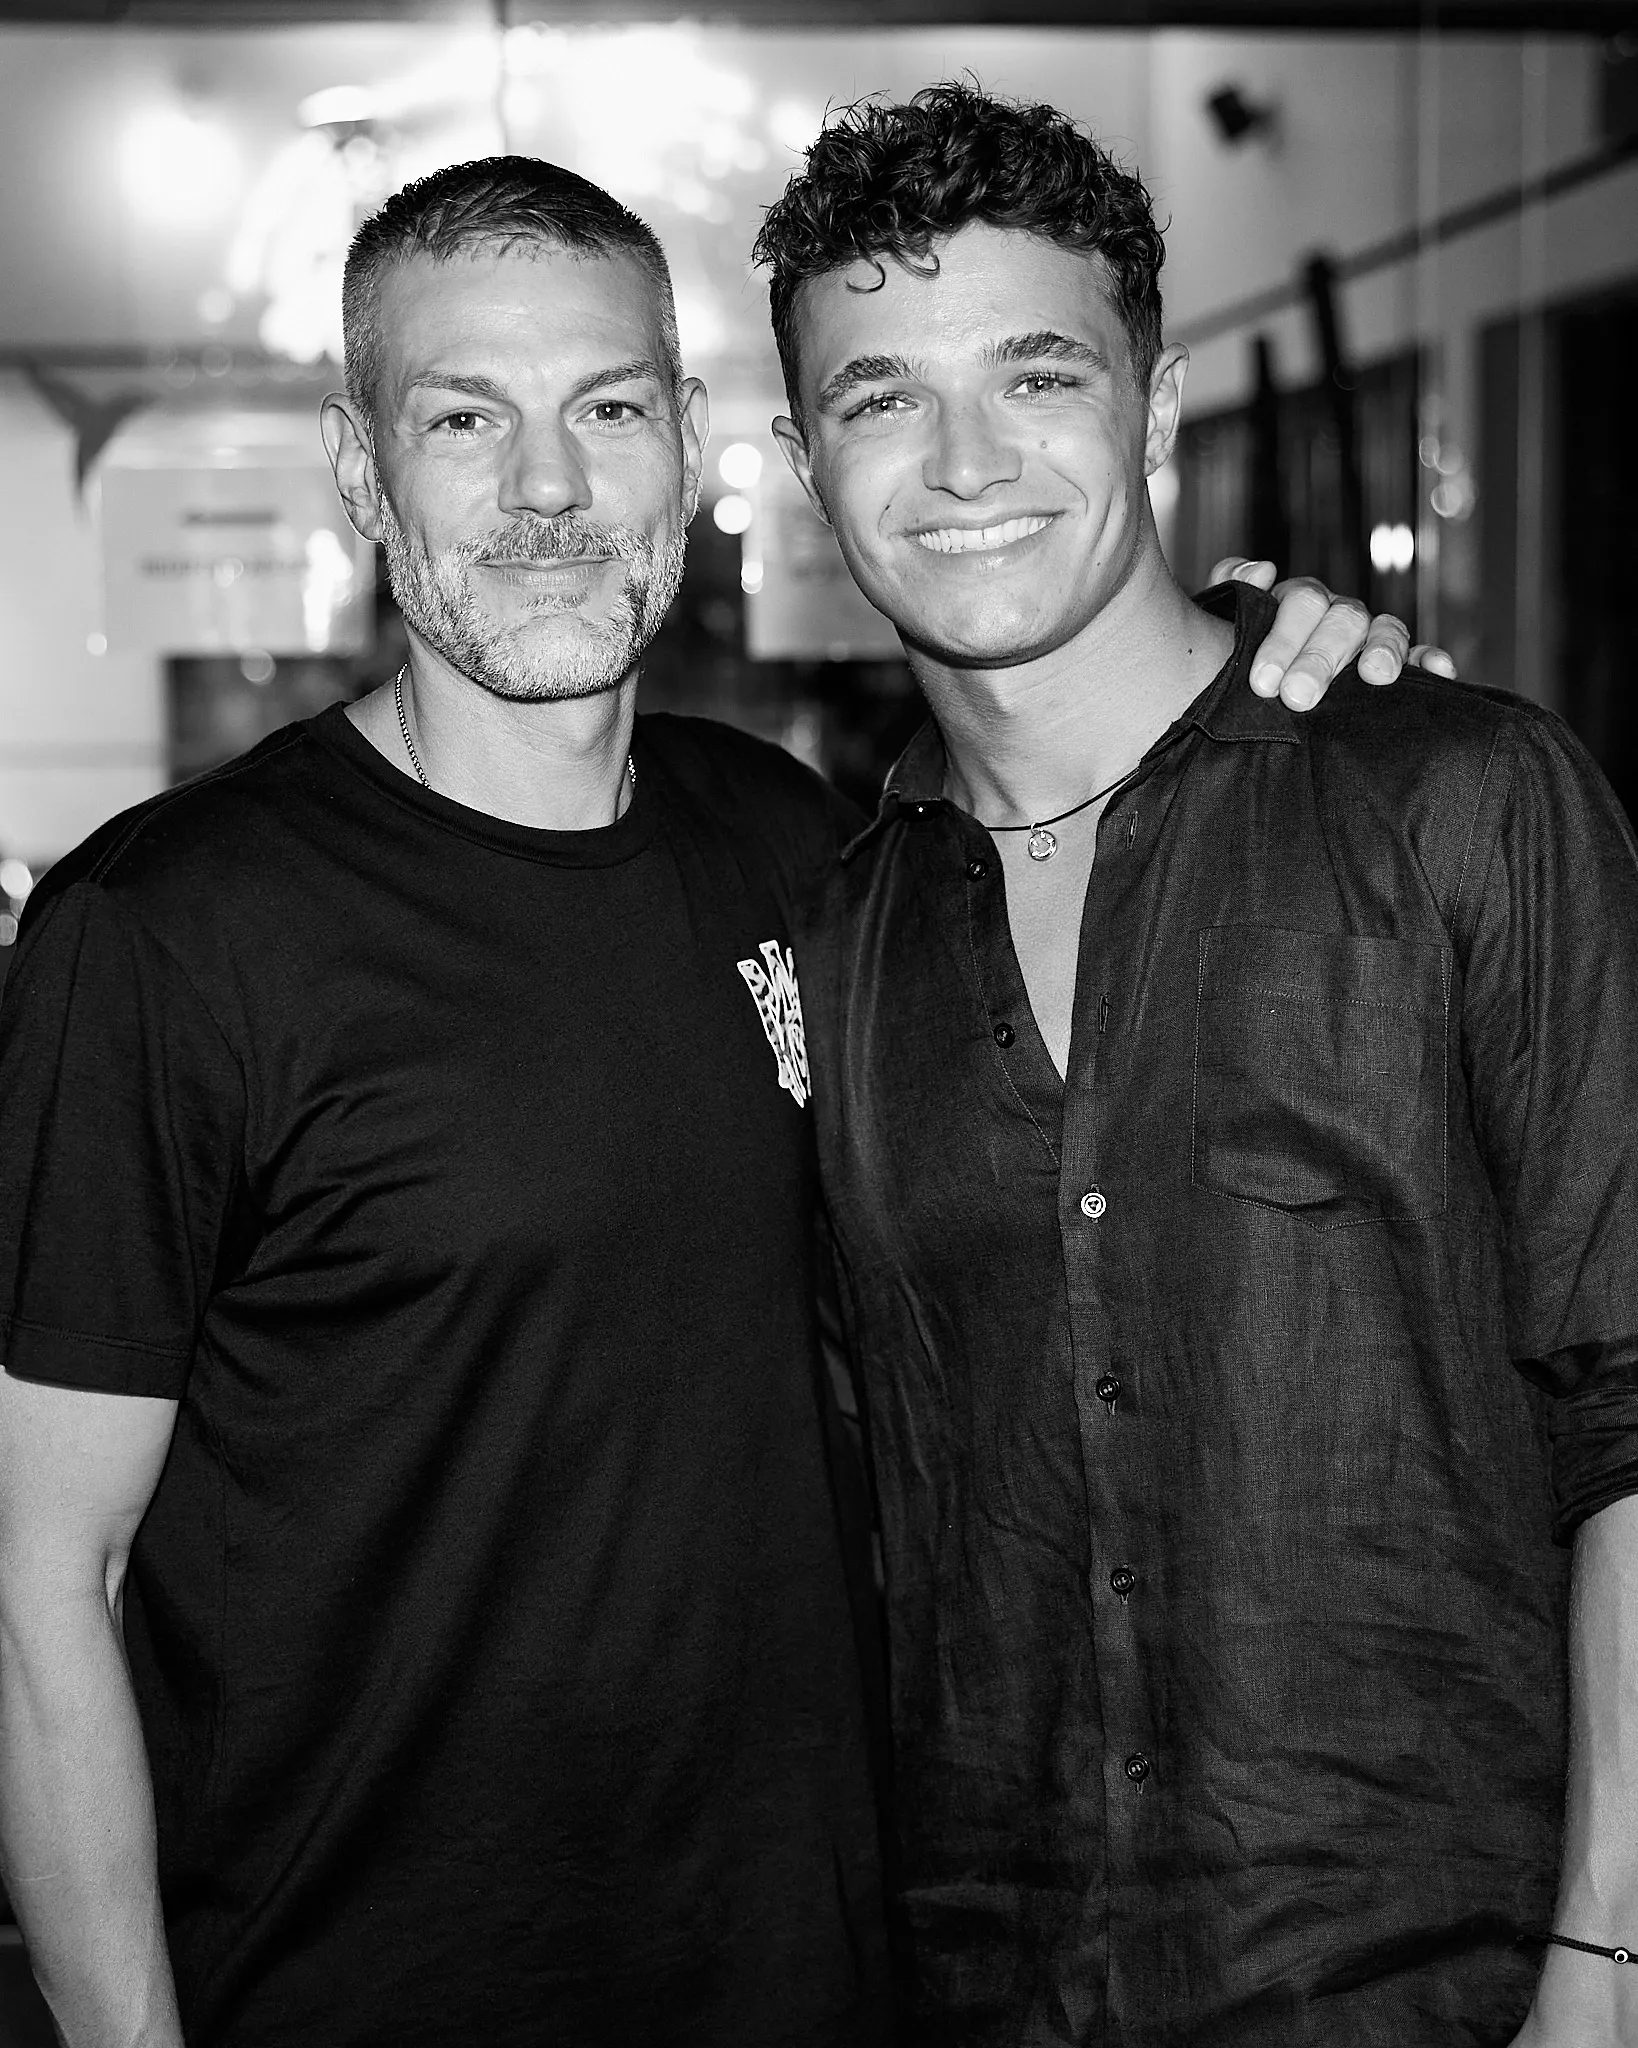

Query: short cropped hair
(753, 83), (1166, 423)
(342, 155), (681, 424)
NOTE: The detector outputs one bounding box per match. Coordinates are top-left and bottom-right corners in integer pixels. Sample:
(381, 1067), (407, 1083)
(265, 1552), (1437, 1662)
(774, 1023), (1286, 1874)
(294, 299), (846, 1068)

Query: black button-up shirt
(796, 585), (1638, 2047)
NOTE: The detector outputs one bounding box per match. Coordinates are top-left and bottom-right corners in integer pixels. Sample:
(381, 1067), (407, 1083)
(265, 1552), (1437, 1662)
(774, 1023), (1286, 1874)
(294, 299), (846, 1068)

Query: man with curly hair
(758, 83), (1638, 2048)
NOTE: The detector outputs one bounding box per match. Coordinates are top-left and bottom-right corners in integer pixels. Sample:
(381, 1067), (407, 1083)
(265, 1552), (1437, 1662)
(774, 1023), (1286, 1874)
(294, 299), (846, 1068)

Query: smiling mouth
(913, 515), (1054, 555)
(479, 557), (613, 574)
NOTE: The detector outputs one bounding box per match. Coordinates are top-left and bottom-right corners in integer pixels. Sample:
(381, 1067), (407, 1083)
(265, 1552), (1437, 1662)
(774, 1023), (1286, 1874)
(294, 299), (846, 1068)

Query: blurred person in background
(0, 154), (1421, 2047)
(761, 83), (1638, 2048)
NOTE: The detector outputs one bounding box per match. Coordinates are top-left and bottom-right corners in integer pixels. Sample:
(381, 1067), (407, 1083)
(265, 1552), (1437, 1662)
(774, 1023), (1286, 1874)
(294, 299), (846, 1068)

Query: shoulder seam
(1449, 725), (1510, 955)
(47, 882), (252, 1115)
(84, 725), (311, 885)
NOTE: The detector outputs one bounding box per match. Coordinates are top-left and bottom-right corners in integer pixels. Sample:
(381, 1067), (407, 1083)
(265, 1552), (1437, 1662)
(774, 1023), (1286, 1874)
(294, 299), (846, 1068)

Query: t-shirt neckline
(309, 700), (661, 868)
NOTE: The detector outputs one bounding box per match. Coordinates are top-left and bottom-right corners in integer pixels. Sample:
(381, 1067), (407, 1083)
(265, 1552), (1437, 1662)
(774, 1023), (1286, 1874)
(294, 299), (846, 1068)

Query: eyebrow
(566, 358), (668, 404)
(815, 353), (921, 414)
(987, 331), (1112, 374)
(814, 333), (1112, 415)
(402, 360), (667, 408)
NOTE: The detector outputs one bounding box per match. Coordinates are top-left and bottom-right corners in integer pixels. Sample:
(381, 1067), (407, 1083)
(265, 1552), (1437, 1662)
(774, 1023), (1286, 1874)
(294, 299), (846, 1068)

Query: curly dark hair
(343, 156), (679, 424)
(753, 83), (1166, 423)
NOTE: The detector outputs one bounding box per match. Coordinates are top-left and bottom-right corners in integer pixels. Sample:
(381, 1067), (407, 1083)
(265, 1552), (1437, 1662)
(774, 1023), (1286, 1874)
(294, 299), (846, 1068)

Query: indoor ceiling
(0, 1), (1633, 31)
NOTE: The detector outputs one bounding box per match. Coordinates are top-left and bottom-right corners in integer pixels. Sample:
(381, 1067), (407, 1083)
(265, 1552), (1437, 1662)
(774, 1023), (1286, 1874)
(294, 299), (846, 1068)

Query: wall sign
(99, 409), (373, 656)
(744, 464), (901, 662)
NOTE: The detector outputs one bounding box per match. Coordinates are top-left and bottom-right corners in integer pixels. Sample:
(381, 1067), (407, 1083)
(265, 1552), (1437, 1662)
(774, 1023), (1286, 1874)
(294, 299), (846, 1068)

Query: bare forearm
(0, 1588), (182, 2048)
(1516, 1494), (1638, 2045)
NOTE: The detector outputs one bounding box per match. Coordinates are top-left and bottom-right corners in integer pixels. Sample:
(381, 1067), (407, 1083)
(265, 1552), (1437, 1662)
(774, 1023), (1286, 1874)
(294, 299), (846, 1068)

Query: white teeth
(913, 515), (1051, 554)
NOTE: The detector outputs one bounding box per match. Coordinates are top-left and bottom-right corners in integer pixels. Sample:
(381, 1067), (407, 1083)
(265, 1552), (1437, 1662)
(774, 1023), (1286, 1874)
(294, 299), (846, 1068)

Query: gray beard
(377, 500), (686, 702)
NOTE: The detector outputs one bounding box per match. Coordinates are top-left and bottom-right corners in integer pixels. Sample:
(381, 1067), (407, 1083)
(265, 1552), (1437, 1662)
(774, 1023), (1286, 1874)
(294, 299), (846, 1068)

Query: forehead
(794, 222), (1125, 387)
(372, 242), (667, 398)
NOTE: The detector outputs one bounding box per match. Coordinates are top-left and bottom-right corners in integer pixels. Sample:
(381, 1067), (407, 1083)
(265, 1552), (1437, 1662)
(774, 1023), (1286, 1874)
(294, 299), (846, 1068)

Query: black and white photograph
(0, 1), (1634, 2043)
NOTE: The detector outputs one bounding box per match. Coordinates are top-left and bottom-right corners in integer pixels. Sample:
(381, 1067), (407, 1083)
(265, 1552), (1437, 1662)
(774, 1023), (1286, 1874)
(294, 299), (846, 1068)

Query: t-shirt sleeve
(0, 880), (246, 1398)
(1459, 712), (1638, 1538)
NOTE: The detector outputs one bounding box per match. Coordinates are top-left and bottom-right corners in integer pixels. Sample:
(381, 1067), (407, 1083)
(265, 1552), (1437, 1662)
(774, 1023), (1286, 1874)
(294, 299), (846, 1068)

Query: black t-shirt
(0, 706), (887, 2047)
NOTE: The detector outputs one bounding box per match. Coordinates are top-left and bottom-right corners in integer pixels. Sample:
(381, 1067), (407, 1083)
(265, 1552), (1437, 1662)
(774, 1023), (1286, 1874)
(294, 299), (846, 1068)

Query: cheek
(1067, 449), (1138, 535)
(825, 443), (908, 540)
(602, 449), (683, 528)
(396, 470), (483, 540)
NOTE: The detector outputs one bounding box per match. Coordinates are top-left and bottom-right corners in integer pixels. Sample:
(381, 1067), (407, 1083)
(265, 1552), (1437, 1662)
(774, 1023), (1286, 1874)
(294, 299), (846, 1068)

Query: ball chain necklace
(393, 666), (635, 804)
(979, 765), (1137, 863)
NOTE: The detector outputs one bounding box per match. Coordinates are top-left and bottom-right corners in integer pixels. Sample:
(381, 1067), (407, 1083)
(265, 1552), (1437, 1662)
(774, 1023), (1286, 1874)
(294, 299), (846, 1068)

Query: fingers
(1409, 642), (1458, 679)
(1210, 556), (1277, 591)
(1356, 613), (1412, 686)
(1246, 575), (1334, 701)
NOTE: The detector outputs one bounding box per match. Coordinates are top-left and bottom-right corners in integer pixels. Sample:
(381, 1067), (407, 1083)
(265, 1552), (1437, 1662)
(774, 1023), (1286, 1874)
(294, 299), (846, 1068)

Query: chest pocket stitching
(1206, 982), (1431, 1015)
(1191, 925), (1449, 1230)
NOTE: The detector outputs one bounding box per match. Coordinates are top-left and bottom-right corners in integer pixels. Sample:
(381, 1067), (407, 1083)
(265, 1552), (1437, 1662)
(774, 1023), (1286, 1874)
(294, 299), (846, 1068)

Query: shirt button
(993, 1021), (1015, 1048)
(1095, 1373), (1122, 1408)
(966, 856), (988, 880)
(1079, 1188), (1107, 1219)
(1110, 1565), (1137, 1599)
(1124, 1751), (1151, 1785)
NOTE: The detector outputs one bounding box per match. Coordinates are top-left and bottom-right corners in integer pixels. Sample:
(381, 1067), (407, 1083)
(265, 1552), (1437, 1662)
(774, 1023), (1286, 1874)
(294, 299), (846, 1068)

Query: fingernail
(1285, 678), (1319, 710)
(1251, 663), (1282, 696)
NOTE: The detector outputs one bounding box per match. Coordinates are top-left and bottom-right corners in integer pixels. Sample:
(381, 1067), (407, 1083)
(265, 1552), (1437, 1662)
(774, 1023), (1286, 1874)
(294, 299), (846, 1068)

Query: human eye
(432, 408), (487, 437)
(841, 390), (912, 423)
(587, 398), (647, 426)
(1011, 369), (1078, 398)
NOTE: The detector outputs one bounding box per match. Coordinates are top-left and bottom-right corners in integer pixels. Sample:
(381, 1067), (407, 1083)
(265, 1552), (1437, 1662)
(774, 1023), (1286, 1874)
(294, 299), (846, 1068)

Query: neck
(350, 638), (637, 831)
(913, 550), (1234, 825)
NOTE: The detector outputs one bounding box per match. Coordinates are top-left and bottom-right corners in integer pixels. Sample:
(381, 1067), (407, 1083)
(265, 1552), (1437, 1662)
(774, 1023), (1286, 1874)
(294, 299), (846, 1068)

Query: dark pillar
(1247, 333), (1290, 570)
(1302, 252), (1369, 604)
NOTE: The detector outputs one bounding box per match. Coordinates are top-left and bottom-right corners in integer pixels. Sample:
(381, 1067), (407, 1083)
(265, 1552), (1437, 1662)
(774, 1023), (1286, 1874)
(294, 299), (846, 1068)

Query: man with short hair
(0, 153), (1416, 2044)
(758, 85), (1638, 2048)
(0, 158), (890, 2048)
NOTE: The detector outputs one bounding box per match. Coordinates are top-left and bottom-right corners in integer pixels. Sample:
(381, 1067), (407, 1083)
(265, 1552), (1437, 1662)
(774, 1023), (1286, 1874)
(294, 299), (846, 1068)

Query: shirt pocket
(1191, 924), (1449, 1229)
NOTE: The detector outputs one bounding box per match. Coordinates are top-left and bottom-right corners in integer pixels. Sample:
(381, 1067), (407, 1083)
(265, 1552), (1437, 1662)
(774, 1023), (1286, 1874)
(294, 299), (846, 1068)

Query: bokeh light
(121, 106), (241, 229)
(717, 443), (764, 490)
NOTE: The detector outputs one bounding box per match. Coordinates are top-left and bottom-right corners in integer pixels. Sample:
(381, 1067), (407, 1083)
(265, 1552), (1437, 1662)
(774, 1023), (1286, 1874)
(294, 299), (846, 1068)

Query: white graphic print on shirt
(736, 940), (810, 1108)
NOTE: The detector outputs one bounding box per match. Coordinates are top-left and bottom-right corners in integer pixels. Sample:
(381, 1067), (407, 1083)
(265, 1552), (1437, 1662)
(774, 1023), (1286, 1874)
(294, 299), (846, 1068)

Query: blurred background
(0, 0), (1633, 961)
(0, 0), (1633, 2032)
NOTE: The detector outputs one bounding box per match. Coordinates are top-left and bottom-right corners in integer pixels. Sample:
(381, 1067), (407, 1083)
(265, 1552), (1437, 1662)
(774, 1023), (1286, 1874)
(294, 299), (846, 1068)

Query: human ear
(321, 395), (386, 545)
(1143, 345), (1190, 478)
(772, 413), (831, 527)
(677, 377), (710, 521)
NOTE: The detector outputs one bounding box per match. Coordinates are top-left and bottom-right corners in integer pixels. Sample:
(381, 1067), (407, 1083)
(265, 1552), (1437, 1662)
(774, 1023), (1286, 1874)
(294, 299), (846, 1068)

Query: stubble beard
(378, 498), (687, 703)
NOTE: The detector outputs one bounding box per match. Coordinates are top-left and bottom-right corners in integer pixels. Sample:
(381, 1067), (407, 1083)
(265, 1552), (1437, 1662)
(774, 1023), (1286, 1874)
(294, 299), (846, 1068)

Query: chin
(899, 604), (1069, 672)
(482, 631), (637, 702)
(490, 673), (627, 704)
(414, 608), (634, 703)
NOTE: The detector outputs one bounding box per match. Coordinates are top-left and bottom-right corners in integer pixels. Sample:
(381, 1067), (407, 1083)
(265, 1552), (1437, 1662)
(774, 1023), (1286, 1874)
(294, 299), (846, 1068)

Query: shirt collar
(1184, 580), (1304, 742)
(842, 579), (1300, 864)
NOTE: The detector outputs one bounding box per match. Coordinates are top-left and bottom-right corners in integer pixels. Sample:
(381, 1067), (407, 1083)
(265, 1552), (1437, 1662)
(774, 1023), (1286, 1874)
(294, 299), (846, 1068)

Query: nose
(497, 415), (593, 520)
(922, 400), (1022, 500)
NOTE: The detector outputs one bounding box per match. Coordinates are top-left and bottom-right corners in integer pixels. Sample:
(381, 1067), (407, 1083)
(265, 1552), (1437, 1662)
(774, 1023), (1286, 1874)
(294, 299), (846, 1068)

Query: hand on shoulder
(1212, 555), (1459, 712)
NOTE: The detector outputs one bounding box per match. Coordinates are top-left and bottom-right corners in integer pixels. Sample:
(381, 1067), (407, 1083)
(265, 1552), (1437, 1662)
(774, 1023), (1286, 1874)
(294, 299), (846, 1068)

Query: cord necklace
(978, 766), (1137, 863)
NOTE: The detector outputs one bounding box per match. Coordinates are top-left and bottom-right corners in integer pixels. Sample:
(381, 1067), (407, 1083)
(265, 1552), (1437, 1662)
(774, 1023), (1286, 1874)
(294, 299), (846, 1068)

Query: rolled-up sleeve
(0, 881), (245, 1399)
(1460, 711), (1638, 1537)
